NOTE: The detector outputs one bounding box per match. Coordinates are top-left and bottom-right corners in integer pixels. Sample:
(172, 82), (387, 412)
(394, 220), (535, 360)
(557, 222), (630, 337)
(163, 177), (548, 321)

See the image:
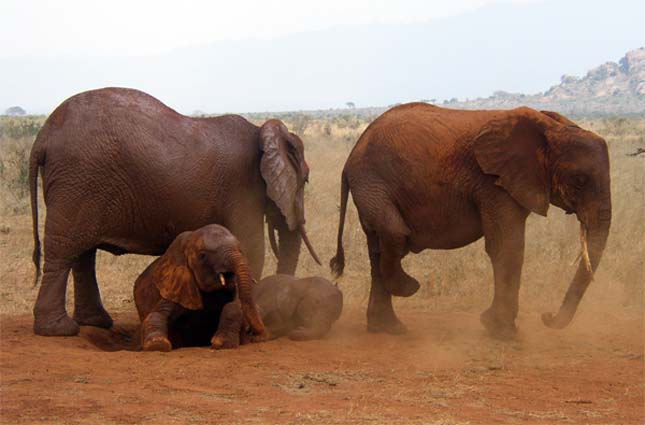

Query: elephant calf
(133, 224), (267, 352)
(251, 274), (343, 341)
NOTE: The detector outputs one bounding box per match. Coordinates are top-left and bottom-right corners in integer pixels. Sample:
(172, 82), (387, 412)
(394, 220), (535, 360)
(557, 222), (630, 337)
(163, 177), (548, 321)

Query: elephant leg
(244, 234), (265, 281)
(142, 299), (178, 352)
(379, 232), (419, 297)
(272, 217), (302, 276)
(211, 301), (243, 349)
(72, 249), (113, 328)
(480, 207), (528, 339)
(289, 322), (332, 341)
(288, 296), (334, 341)
(365, 229), (408, 335)
(229, 217), (265, 279)
(356, 195), (418, 297)
(33, 258), (79, 336)
(33, 219), (82, 336)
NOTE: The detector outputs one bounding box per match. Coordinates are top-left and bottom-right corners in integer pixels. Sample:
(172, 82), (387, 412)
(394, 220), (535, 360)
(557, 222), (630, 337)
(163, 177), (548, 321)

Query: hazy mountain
(0, 0), (643, 114)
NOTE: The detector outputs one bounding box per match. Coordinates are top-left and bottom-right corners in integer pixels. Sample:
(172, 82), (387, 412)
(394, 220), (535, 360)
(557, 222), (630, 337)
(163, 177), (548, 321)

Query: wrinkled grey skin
(253, 274), (343, 340)
(29, 87), (319, 337)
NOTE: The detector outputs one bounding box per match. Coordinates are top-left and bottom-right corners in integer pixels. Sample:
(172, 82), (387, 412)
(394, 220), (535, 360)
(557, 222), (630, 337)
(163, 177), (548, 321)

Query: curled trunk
(230, 250), (265, 335)
(542, 218), (610, 329)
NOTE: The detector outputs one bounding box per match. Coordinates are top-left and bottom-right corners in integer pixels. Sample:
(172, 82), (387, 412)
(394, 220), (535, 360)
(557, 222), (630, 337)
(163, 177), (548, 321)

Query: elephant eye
(573, 175), (587, 188)
(198, 251), (207, 261)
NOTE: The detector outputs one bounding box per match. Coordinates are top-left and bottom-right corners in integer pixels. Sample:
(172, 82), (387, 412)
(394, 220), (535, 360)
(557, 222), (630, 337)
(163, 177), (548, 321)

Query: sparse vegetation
(0, 114), (643, 315)
(0, 116), (45, 214)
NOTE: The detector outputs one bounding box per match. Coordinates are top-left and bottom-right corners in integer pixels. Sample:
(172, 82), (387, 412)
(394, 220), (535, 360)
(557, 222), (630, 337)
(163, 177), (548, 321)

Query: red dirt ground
(1, 307), (643, 424)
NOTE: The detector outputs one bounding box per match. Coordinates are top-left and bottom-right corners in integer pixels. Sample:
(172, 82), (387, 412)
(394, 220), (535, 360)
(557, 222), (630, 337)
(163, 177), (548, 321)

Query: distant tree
(5, 106), (26, 116)
(290, 113), (311, 135)
(345, 102), (355, 109)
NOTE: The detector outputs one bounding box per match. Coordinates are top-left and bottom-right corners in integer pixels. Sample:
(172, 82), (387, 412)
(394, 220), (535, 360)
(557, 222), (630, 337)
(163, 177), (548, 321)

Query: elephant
(330, 103), (611, 338)
(252, 274), (343, 340)
(135, 262), (342, 350)
(133, 224), (266, 351)
(29, 87), (320, 336)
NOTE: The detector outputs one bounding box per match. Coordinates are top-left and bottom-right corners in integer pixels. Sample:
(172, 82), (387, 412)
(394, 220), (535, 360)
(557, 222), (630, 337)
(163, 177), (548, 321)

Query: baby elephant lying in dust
(251, 274), (343, 341)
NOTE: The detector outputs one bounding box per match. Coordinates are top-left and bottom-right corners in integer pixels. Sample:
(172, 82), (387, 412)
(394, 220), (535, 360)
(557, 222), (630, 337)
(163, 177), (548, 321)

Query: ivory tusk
(580, 224), (593, 275)
(219, 273), (226, 286)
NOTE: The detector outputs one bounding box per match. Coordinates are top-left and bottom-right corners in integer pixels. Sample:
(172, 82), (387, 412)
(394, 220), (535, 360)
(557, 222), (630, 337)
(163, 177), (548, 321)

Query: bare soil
(1, 306), (643, 425)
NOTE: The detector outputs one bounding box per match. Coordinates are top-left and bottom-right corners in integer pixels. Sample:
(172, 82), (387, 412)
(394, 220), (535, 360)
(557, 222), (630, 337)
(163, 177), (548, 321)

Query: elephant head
(259, 119), (321, 274)
(150, 224), (265, 335)
(474, 107), (611, 329)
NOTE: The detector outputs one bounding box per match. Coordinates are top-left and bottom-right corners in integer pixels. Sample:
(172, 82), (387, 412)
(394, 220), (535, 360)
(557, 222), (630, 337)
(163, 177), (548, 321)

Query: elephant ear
(474, 111), (551, 216)
(151, 232), (203, 310)
(259, 119), (307, 231)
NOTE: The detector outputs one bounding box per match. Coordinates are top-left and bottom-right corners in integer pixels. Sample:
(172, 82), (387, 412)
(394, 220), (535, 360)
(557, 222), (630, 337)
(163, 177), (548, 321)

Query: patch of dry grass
(0, 115), (643, 320)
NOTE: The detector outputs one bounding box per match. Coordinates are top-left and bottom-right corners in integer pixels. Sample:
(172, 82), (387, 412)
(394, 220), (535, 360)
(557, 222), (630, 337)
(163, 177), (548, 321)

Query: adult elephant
(29, 87), (320, 336)
(330, 103), (611, 338)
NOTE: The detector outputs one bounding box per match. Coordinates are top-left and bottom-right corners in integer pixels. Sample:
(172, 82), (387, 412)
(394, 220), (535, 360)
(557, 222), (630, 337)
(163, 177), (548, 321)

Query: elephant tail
(29, 135), (45, 288)
(330, 170), (349, 277)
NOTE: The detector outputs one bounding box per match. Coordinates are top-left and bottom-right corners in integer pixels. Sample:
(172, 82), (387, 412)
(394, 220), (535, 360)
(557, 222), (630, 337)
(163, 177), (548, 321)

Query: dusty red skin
(331, 104), (611, 338)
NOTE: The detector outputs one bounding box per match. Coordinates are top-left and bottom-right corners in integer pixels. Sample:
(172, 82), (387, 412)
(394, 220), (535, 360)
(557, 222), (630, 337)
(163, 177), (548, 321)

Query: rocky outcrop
(447, 48), (645, 116)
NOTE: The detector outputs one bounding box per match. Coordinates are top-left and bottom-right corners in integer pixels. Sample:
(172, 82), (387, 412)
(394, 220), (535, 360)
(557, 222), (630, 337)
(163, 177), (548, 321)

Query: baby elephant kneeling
(253, 274), (343, 341)
(134, 224), (267, 352)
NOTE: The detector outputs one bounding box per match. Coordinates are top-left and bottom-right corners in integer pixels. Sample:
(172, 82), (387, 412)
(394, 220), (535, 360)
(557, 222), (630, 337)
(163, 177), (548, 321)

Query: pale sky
(0, 0), (642, 113)
(1, 0), (537, 57)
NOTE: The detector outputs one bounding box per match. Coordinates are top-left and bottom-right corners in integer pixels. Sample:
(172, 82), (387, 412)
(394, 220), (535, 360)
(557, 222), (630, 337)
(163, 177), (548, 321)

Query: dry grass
(0, 114), (643, 320)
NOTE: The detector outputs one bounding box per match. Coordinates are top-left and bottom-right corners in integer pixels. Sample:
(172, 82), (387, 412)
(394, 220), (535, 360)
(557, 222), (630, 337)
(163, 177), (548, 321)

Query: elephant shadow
(80, 322), (141, 352)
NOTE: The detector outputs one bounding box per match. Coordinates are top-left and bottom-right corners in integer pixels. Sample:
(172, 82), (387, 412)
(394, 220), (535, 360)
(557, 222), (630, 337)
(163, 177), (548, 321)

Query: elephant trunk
(542, 205), (611, 329)
(230, 250), (265, 335)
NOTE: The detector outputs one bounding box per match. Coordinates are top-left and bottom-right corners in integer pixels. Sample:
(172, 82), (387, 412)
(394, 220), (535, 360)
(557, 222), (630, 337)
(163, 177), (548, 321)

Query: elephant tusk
(219, 273), (226, 286)
(580, 224), (593, 277)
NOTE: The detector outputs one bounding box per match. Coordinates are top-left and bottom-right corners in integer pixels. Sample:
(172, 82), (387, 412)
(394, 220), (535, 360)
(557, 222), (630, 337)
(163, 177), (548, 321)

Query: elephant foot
(384, 273), (420, 298)
(211, 333), (240, 350)
(249, 330), (271, 343)
(367, 315), (408, 335)
(143, 335), (172, 352)
(73, 306), (113, 329)
(289, 326), (329, 341)
(33, 312), (80, 336)
(480, 308), (517, 340)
